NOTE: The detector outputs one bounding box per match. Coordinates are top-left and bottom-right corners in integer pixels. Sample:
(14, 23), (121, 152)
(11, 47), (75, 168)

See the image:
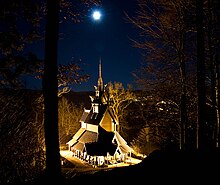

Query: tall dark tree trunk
(207, 0), (217, 148)
(196, 0), (207, 150)
(209, 0), (220, 149)
(180, 59), (187, 150)
(216, 60), (220, 148)
(43, 0), (61, 181)
(176, 2), (188, 151)
(179, 38), (188, 150)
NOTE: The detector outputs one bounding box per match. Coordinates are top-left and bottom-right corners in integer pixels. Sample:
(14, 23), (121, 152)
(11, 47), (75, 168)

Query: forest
(0, 0), (220, 185)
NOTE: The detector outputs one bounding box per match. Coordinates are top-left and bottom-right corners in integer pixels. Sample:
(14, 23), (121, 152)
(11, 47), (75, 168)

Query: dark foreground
(12, 148), (220, 185)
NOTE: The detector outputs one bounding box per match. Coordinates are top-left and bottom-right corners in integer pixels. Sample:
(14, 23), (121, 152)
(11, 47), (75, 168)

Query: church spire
(93, 58), (107, 104)
(98, 58), (103, 92)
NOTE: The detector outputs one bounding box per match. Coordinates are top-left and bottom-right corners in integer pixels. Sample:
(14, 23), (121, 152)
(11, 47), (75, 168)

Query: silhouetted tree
(127, 0), (196, 150)
(128, 0), (220, 151)
(0, 0), (101, 184)
(203, 0), (220, 148)
(43, 0), (61, 180)
(196, 0), (207, 149)
(43, 0), (101, 181)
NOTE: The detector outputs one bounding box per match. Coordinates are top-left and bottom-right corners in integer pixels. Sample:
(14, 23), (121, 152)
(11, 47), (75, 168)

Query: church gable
(100, 109), (115, 132)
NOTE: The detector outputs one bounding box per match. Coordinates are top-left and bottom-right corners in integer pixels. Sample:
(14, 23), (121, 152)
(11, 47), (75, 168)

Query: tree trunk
(207, 0), (218, 148)
(215, 59), (220, 148)
(179, 30), (188, 150)
(175, 2), (188, 150)
(43, 0), (61, 181)
(196, 0), (207, 150)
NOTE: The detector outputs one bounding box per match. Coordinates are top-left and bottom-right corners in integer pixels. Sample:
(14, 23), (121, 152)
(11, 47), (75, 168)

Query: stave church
(67, 61), (134, 167)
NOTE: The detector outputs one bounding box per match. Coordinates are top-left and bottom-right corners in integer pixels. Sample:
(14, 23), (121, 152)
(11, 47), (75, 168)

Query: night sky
(27, 0), (142, 92)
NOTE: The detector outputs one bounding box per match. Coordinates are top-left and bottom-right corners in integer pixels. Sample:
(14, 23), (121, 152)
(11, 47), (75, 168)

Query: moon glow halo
(92, 11), (101, 20)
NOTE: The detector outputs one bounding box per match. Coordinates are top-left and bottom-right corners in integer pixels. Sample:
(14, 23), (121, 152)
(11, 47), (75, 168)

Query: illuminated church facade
(67, 61), (134, 166)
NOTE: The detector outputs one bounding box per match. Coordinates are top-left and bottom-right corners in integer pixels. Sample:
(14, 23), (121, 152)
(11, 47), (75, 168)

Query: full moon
(92, 11), (101, 20)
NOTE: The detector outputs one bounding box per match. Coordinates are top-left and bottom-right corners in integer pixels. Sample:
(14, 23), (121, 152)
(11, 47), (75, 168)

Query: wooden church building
(67, 61), (134, 166)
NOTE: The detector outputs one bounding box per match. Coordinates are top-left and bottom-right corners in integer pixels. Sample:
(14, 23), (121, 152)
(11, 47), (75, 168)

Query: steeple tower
(98, 58), (103, 92)
(95, 58), (104, 99)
